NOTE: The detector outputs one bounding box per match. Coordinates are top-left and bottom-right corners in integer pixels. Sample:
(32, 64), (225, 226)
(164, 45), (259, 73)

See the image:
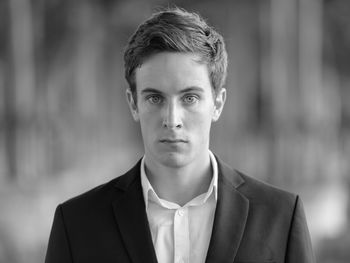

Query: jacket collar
(205, 155), (249, 263)
(112, 159), (158, 263)
(112, 156), (249, 263)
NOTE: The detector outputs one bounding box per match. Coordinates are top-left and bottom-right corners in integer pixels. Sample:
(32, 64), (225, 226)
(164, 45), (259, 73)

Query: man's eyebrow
(140, 88), (163, 95)
(140, 86), (205, 95)
(179, 86), (205, 93)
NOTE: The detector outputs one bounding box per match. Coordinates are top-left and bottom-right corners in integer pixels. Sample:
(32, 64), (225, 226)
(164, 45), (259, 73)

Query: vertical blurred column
(0, 63), (7, 180)
(299, 0), (343, 183)
(299, 0), (322, 183)
(3, 32), (17, 180)
(299, 0), (324, 129)
(9, 0), (36, 119)
(269, 0), (299, 185)
(270, 0), (299, 129)
(74, 1), (100, 118)
(7, 0), (36, 179)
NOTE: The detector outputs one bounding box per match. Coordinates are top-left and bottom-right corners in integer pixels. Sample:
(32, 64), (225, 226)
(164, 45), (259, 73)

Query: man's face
(127, 52), (226, 168)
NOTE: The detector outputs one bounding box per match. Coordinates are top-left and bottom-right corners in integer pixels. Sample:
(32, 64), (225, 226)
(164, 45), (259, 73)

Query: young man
(45, 8), (315, 263)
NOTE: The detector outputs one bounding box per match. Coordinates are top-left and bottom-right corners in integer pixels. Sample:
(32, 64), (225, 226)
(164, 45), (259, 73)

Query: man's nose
(162, 101), (183, 129)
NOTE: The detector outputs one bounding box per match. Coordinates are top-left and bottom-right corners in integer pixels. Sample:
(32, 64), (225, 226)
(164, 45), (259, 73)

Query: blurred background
(0, 0), (349, 262)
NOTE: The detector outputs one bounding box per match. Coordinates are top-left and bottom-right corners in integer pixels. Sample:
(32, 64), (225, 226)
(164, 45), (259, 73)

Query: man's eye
(147, 95), (162, 104)
(183, 95), (198, 104)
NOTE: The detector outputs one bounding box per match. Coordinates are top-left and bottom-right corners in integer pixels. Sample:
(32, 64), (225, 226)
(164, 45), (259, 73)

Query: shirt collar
(140, 150), (218, 210)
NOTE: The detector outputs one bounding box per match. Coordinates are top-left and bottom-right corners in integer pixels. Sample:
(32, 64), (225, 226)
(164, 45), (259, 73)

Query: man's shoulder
(234, 170), (297, 210)
(59, 177), (118, 213)
(216, 155), (297, 206)
(60, 159), (142, 212)
(237, 170), (296, 198)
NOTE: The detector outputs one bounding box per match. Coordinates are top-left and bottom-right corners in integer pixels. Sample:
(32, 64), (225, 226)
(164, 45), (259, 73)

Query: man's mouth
(159, 138), (188, 143)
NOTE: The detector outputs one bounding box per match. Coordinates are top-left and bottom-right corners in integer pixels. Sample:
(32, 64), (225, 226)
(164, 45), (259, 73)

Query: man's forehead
(135, 53), (211, 90)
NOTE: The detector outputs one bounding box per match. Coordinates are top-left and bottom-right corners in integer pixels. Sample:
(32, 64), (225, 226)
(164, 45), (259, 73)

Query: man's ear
(212, 88), (226, 122)
(126, 88), (139, 122)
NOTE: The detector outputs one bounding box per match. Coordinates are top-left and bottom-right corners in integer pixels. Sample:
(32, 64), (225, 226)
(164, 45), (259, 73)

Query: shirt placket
(173, 207), (189, 263)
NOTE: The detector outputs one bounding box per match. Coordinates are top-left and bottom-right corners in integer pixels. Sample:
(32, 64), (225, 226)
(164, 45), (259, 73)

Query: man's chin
(158, 152), (190, 168)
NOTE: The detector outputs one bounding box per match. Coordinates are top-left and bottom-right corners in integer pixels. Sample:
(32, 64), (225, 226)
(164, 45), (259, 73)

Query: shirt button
(177, 209), (184, 216)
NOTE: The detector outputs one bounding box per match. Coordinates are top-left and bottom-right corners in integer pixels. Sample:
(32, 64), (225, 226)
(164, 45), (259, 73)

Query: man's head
(124, 8), (227, 169)
(124, 7), (228, 103)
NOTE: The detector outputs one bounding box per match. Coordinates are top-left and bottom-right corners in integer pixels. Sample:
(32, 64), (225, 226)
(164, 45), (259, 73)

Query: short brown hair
(123, 7), (228, 102)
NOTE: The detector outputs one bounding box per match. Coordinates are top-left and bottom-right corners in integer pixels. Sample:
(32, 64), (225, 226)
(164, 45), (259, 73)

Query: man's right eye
(147, 95), (163, 104)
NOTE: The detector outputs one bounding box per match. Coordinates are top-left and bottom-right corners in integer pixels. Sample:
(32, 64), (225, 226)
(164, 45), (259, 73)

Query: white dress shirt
(140, 151), (218, 263)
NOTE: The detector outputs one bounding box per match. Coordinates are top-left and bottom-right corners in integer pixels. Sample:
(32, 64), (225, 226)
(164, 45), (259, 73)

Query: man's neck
(144, 153), (212, 206)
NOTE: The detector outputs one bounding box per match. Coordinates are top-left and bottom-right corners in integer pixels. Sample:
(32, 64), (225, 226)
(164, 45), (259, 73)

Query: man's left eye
(183, 95), (198, 104)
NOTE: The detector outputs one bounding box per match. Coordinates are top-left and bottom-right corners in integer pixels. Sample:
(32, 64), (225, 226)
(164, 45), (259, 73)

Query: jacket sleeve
(45, 205), (73, 263)
(285, 196), (315, 263)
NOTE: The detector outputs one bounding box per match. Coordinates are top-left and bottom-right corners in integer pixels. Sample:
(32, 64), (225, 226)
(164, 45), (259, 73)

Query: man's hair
(123, 7), (228, 102)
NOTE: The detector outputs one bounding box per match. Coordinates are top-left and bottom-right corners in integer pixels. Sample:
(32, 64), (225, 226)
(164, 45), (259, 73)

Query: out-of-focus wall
(0, 0), (349, 262)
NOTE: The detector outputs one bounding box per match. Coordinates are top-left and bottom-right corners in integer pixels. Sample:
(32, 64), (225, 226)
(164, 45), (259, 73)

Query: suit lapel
(112, 161), (158, 263)
(205, 158), (249, 263)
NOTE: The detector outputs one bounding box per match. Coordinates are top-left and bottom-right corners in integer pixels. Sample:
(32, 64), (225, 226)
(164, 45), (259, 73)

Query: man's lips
(159, 138), (188, 143)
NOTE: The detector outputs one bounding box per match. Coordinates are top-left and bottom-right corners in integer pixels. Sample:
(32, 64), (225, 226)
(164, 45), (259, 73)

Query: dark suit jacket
(45, 157), (315, 263)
